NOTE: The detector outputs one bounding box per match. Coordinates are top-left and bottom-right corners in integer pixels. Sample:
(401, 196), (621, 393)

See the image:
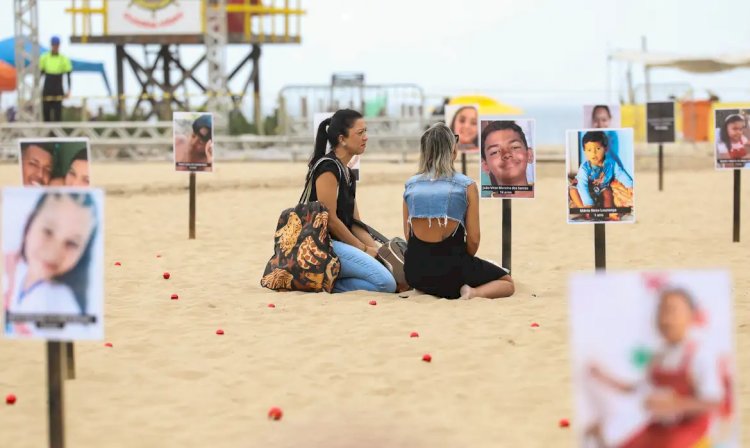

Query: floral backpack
(260, 158), (342, 293)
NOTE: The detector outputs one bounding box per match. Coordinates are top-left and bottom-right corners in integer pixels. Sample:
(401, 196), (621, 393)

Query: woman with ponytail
(306, 109), (396, 293)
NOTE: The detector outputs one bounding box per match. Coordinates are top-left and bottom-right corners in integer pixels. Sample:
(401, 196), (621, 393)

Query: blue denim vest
(404, 172), (475, 228)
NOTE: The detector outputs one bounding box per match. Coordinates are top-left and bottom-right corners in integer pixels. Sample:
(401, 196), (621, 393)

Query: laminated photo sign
(18, 138), (91, 187)
(583, 104), (622, 129)
(174, 112), (214, 173)
(646, 102), (676, 144)
(569, 270), (739, 448)
(714, 108), (750, 170)
(479, 118), (536, 199)
(3, 187), (105, 341)
(446, 104), (479, 153)
(566, 128), (635, 224)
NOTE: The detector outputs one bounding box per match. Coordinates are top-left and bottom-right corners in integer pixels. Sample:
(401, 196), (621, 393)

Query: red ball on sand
(559, 418), (570, 428)
(171, 294), (179, 300)
(267, 303), (275, 308)
(268, 407), (283, 420)
(6, 394), (16, 405)
(104, 342), (113, 348)
(163, 272), (170, 279)
(114, 262), (121, 266)
(216, 329), (224, 335)
(422, 354), (432, 362)
(531, 323), (540, 328)
(410, 332), (419, 338)
(368, 300), (377, 306)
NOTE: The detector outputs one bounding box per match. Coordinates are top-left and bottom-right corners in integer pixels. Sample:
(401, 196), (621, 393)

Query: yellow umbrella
(449, 95), (523, 115)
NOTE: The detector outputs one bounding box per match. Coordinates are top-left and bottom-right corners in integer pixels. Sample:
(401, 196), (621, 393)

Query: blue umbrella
(0, 36), (112, 95)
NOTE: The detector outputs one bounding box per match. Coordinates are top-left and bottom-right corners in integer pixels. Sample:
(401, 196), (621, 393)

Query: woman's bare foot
(459, 284), (475, 300)
(398, 288), (422, 298)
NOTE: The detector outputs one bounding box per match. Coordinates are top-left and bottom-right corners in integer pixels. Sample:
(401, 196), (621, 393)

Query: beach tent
(611, 49), (750, 141)
(0, 60), (15, 91)
(449, 95), (523, 115)
(0, 37), (112, 95)
(610, 50), (750, 74)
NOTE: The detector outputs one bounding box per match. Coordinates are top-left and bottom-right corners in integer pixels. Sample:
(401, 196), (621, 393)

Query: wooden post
(594, 223), (606, 271)
(733, 169), (741, 243)
(658, 143), (664, 191)
(502, 199), (512, 271)
(189, 172), (196, 239)
(47, 342), (66, 448)
(64, 342), (75, 380)
(115, 45), (125, 120)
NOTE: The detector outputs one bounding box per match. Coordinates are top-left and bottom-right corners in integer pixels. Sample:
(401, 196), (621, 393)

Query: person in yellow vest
(39, 36), (72, 122)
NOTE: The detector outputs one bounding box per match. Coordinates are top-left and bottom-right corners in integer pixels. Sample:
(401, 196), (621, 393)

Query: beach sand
(0, 153), (748, 447)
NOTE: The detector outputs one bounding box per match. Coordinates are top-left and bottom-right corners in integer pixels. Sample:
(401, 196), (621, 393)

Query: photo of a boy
(567, 129), (634, 223)
(480, 119), (535, 199)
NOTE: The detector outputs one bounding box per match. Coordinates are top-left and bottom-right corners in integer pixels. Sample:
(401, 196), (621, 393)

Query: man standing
(39, 36), (72, 122)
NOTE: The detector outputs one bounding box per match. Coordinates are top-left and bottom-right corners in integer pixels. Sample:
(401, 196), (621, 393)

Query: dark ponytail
(310, 117), (332, 168)
(309, 109), (364, 168)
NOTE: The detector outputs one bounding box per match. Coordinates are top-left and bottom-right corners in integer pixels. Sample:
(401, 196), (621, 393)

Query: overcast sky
(1, 0), (749, 113)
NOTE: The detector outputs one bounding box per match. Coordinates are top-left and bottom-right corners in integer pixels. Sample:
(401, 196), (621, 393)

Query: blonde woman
(402, 124), (514, 299)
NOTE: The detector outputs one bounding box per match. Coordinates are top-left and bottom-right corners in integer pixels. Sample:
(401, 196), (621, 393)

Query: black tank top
(308, 153), (356, 231)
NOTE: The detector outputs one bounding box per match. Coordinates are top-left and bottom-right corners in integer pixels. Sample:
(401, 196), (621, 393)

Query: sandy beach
(0, 152), (748, 447)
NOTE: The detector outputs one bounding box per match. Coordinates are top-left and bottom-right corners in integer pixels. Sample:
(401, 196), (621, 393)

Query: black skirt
(404, 227), (510, 299)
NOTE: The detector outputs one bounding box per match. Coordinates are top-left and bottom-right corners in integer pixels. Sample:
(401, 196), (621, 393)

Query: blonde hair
(417, 123), (456, 179)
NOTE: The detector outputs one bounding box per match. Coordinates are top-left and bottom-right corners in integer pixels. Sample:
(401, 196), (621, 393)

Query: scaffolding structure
(278, 81), (426, 136)
(13, 0), (42, 122)
(63, 0), (304, 125)
(205, 0), (230, 129)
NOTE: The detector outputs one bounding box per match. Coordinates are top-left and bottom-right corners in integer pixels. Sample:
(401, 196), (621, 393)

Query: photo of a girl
(446, 104), (479, 153)
(570, 271), (737, 448)
(3, 188), (104, 340)
(714, 109), (750, 169)
(584, 104), (622, 129)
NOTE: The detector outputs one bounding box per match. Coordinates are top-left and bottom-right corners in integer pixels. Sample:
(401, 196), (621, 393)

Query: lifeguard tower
(13, 0), (304, 126)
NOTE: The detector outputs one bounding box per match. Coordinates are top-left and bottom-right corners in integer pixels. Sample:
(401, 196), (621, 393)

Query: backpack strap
(351, 218), (389, 244)
(299, 156), (348, 204)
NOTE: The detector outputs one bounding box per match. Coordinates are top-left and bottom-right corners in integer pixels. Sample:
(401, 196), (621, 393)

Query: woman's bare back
(409, 217), (460, 242)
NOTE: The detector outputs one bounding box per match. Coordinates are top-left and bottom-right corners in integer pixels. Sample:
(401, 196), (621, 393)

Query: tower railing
(65, 0), (305, 43)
